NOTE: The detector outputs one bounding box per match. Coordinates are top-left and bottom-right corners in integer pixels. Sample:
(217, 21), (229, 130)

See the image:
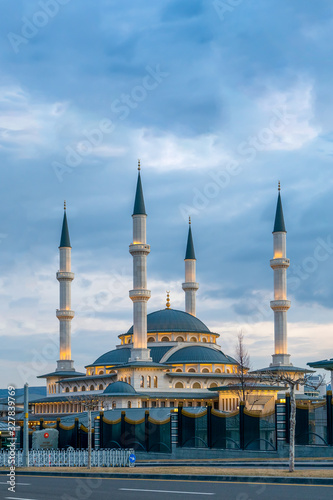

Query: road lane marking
(4, 497), (37, 500)
(0, 482), (31, 485)
(119, 488), (214, 495)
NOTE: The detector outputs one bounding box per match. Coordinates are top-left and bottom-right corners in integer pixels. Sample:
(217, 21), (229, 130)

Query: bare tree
(234, 331), (251, 402)
(233, 331), (261, 409)
(258, 370), (324, 472)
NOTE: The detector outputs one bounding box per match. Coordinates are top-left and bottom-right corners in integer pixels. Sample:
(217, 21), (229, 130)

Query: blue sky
(1, 0), (333, 387)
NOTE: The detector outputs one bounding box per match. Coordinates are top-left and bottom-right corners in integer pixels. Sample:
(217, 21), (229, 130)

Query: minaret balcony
(270, 300), (291, 312)
(270, 258), (290, 269)
(129, 243), (150, 255)
(129, 289), (151, 301)
(56, 309), (75, 320)
(56, 271), (75, 281)
(182, 282), (199, 291)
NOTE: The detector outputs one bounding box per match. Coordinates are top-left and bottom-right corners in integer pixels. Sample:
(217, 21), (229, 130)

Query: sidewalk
(1, 465), (333, 486)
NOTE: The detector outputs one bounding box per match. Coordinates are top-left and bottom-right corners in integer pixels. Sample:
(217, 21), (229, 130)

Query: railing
(0, 448), (135, 468)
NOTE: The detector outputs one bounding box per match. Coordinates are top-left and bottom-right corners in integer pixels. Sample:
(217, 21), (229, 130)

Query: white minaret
(182, 217), (199, 316)
(56, 202), (75, 372)
(129, 162), (152, 362)
(270, 183), (291, 366)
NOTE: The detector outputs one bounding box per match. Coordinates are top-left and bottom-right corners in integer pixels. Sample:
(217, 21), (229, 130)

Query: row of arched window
(140, 375), (158, 388)
(175, 381), (218, 389)
(174, 367), (234, 374)
(63, 384), (104, 393)
(148, 336), (210, 343)
(119, 376), (131, 384)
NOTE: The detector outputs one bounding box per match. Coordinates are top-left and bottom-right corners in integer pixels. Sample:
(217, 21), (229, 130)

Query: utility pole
(88, 407), (92, 469)
(23, 383), (29, 467)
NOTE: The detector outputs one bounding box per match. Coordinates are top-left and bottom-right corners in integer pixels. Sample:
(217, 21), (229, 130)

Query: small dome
(90, 345), (172, 367)
(164, 345), (237, 364)
(127, 309), (211, 334)
(103, 381), (137, 395)
(91, 348), (131, 366)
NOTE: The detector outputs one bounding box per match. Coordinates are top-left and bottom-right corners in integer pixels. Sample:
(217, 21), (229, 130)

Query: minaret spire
(129, 164), (152, 361)
(56, 202), (75, 372)
(133, 159), (146, 216)
(182, 218), (199, 316)
(270, 184), (291, 366)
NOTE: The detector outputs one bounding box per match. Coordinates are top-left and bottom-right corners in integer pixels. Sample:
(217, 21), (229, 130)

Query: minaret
(270, 183), (291, 366)
(129, 161), (152, 362)
(182, 217), (199, 316)
(56, 202), (75, 372)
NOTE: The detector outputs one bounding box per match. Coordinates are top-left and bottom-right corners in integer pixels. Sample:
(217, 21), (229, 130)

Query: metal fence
(0, 448), (135, 468)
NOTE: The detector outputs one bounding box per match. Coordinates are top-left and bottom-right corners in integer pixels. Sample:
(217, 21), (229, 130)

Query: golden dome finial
(278, 181), (281, 192)
(166, 291), (171, 309)
(189, 216), (191, 225)
(138, 159), (141, 171)
(64, 200), (66, 210)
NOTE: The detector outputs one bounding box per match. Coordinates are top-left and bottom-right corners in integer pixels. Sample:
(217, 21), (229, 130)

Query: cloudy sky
(1, 0), (333, 388)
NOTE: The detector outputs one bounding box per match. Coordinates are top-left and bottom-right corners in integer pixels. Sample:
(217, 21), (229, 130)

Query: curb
(1, 470), (333, 485)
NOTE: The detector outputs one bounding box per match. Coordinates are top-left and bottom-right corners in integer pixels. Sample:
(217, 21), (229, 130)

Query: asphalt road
(1, 475), (333, 500)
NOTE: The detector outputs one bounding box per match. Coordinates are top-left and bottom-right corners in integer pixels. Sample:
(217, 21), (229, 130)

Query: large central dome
(126, 308), (211, 334)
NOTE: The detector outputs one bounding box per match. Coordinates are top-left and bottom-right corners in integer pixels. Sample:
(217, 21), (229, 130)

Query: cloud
(256, 82), (320, 150)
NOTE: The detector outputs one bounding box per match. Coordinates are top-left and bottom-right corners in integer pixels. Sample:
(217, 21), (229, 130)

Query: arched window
(215, 368), (222, 373)
(148, 337), (155, 342)
(127, 401), (132, 408)
(188, 368), (196, 373)
(154, 376), (158, 388)
(98, 370), (104, 375)
(127, 338), (131, 344)
(147, 376), (151, 388)
(112, 401), (116, 409)
(90, 385), (94, 391)
(190, 337), (197, 342)
(193, 382), (201, 389)
(81, 386), (86, 391)
(161, 336), (170, 342)
(140, 376), (144, 388)
(210, 382), (218, 388)
(65, 387), (69, 393)
(176, 336), (184, 342)
(128, 377), (131, 385)
(73, 386), (77, 392)
(175, 368), (182, 372)
(202, 368), (209, 373)
(202, 338), (207, 343)
(124, 377), (127, 383)
(175, 382), (184, 389)
(99, 384), (103, 391)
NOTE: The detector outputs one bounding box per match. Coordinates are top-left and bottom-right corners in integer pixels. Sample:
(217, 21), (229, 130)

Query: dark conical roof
(273, 192), (286, 233)
(59, 211), (71, 248)
(133, 171), (146, 215)
(185, 224), (196, 260)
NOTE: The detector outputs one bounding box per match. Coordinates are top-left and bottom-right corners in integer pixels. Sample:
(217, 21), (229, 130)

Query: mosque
(32, 167), (304, 417)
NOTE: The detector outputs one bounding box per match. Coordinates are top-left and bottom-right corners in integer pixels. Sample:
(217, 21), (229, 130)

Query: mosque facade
(32, 168), (300, 417)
